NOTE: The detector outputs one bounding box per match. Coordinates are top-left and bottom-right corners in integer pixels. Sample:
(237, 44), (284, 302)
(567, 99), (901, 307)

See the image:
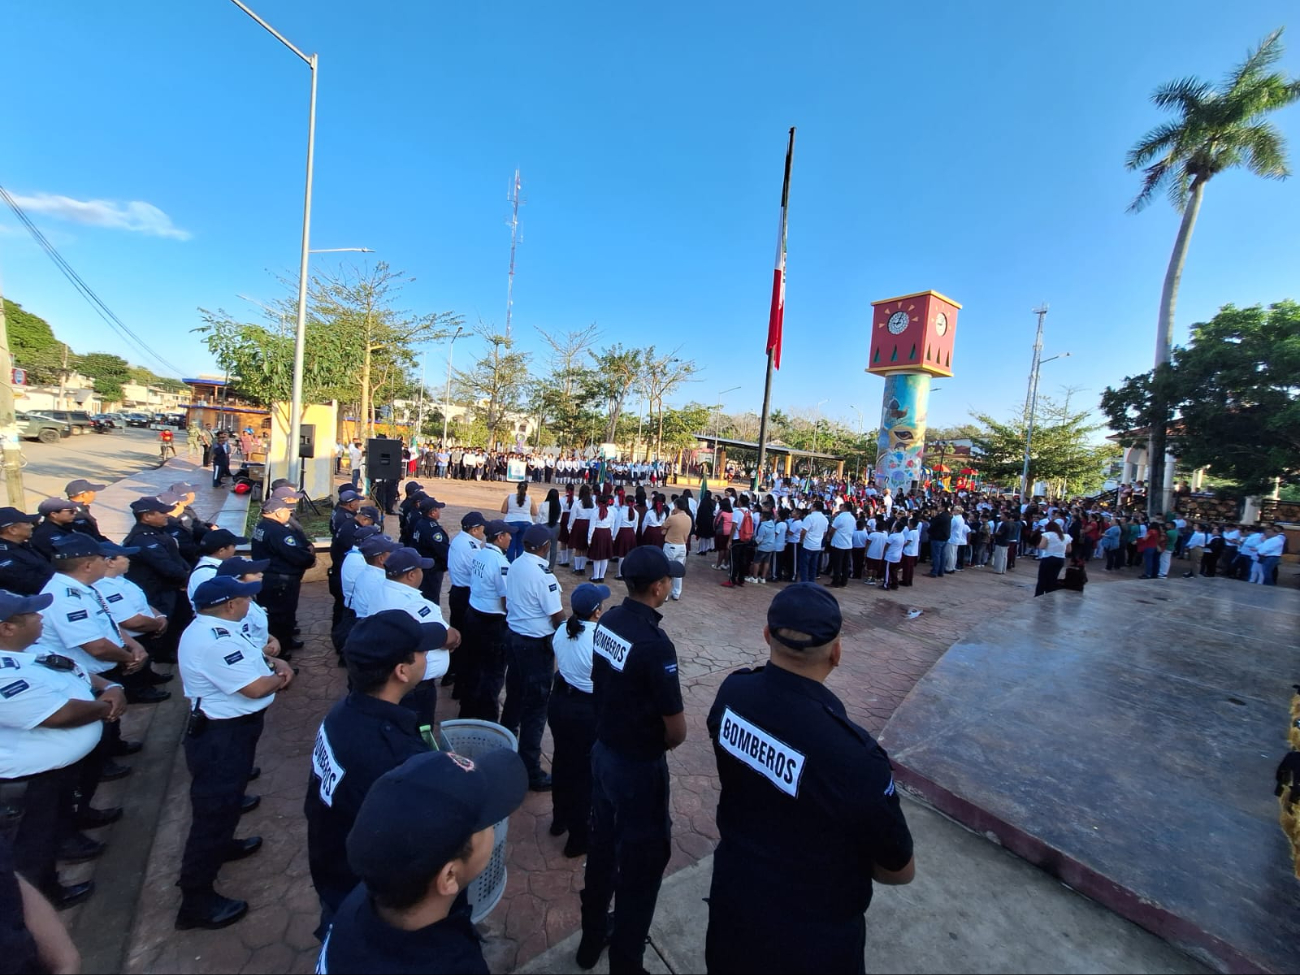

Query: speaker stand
(297, 458), (321, 517)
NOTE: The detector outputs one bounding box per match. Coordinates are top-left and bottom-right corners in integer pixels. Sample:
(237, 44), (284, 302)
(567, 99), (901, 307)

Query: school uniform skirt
(557, 509), (572, 545)
(571, 517), (590, 553)
(641, 525), (666, 548)
(588, 527), (615, 561)
(614, 526), (637, 558)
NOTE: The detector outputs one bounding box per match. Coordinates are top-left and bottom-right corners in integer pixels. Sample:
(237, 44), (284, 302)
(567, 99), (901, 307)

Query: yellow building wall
(265, 402), (338, 500)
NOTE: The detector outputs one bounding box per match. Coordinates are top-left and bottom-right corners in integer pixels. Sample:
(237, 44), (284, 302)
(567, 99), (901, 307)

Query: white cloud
(10, 192), (191, 241)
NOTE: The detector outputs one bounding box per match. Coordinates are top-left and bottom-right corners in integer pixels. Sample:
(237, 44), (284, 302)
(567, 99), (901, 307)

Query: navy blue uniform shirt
(69, 502), (108, 542)
(0, 540), (54, 595)
(304, 692), (431, 911)
(317, 884), (486, 975)
(591, 598), (683, 761)
(122, 522), (190, 601)
(412, 517), (450, 571)
(252, 517), (316, 578)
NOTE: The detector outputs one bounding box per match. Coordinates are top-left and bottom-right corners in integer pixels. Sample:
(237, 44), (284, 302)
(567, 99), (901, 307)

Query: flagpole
(754, 126), (795, 495)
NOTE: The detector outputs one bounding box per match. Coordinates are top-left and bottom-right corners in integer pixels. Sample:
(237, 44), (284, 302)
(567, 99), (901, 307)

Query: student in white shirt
(865, 527), (888, 586)
(882, 520), (906, 590)
(799, 502), (829, 582)
(826, 503), (857, 588)
(901, 518), (921, 587)
(546, 582), (608, 858)
(1255, 526), (1284, 585)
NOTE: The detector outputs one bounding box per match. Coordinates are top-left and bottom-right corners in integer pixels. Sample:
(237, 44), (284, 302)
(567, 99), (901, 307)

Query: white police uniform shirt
(350, 564), (387, 617)
(0, 649), (102, 778)
(506, 552), (563, 638)
(96, 574), (158, 638)
(340, 548), (365, 605)
(34, 574), (123, 676)
(178, 615), (274, 719)
(240, 599), (270, 652)
(447, 532), (481, 588)
(187, 555), (223, 609)
(469, 544), (509, 614)
(365, 579), (450, 680)
(552, 621), (595, 693)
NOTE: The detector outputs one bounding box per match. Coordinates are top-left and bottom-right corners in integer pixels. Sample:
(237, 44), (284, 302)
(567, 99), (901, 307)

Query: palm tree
(1126, 27), (1300, 511)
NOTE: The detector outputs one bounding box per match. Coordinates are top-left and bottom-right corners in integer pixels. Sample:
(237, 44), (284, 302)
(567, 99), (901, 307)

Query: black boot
(175, 888), (248, 930)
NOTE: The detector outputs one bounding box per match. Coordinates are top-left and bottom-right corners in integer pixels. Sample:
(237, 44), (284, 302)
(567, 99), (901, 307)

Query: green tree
(75, 352), (132, 402)
(1126, 27), (1300, 509)
(537, 324), (601, 449)
(585, 345), (643, 442)
(640, 347), (698, 461)
(4, 299), (72, 385)
(1101, 301), (1300, 495)
(453, 328), (530, 448)
(972, 400), (1116, 495)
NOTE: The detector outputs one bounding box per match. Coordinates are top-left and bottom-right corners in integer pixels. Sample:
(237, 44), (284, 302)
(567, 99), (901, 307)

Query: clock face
(935, 312), (948, 336)
(887, 311), (910, 335)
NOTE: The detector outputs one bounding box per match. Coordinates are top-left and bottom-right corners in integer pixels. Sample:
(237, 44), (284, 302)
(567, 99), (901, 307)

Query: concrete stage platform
(880, 577), (1300, 974)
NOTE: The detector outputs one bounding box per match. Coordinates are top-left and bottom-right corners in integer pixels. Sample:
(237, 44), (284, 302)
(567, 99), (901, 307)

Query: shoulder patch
(501, 565), (509, 576)
(223, 650), (245, 665)
(418, 605), (432, 617)
(65, 588), (82, 599)
(0, 657), (17, 670)
(0, 679), (29, 698)
(106, 592), (124, 603)
(284, 536), (297, 546)
(66, 610), (89, 622)
(213, 626), (231, 638)
(548, 582), (559, 592)
(717, 706), (806, 798)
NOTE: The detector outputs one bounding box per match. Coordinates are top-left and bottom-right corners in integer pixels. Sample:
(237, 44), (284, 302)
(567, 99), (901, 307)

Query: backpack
(738, 510), (754, 542)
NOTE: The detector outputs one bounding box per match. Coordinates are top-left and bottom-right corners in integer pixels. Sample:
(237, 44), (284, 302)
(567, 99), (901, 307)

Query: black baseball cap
(461, 511), (487, 530)
(384, 546), (434, 577)
(347, 750), (527, 898)
(0, 590), (53, 620)
(404, 481), (424, 495)
(200, 529), (247, 553)
(193, 576), (262, 609)
(37, 498), (77, 515)
(619, 545), (685, 583)
(767, 583), (843, 650)
(0, 508), (38, 528)
(130, 497), (172, 515)
(215, 557), (270, 577)
(345, 610), (448, 667)
(65, 479), (106, 496)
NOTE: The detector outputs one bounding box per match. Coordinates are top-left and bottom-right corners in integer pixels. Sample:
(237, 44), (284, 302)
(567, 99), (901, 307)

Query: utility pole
(0, 280), (26, 506)
(505, 169), (523, 342)
(1021, 304), (1048, 496)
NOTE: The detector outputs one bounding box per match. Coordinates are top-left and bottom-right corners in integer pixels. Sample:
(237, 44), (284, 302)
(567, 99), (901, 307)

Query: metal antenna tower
(505, 169), (523, 341)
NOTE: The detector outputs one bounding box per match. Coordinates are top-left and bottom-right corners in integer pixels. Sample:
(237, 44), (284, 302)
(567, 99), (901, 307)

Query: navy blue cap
(404, 481), (424, 495)
(460, 511), (487, 529)
(215, 557), (270, 577)
(193, 576), (262, 609)
(200, 529), (247, 553)
(0, 507), (38, 528)
(485, 519), (512, 538)
(262, 497), (295, 515)
(360, 535), (399, 559)
(130, 497), (172, 515)
(523, 524), (552, 549)
(345, 609), (448, 667)
(767, 583), (843, 650)
(338, 487), (363, 503)
(348, 749), (527, 898)
(37, 498), (77, 515)
(51, 533), (136, 559)
(357, 505), (382, 522)
(571, 582), (609, 618)
(98, 541), (141, 558)
(65, 479), (106, 495)
(352, 525), (382, 544)
(619, 545), (685, 583)
(418, 497), (446, 513)
(385, 546), (434, 577)
(0, 590), (53, 620)
(156, 491), (187, 506)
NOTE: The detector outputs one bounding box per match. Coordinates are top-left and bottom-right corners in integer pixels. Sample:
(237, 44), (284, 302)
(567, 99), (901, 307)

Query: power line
(0, 183), (187, 377)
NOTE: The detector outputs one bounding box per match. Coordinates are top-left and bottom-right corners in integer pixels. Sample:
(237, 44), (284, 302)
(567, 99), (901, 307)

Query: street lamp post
(441, 326), (465, 448)
(812, 398), (828, 462)
(711, 385), (741, 477)
(1020, 352), (1071, 497)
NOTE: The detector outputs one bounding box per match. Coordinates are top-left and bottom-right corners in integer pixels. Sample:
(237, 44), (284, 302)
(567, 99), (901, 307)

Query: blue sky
(3, 1), (1298, 432)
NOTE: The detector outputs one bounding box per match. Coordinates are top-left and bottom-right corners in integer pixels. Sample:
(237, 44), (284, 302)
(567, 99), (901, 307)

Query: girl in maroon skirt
(555, 485), (575, 566)
(612, 499), (639, 577)
(641, 495), (667, 548)
(586, 495), (618, 582)
(571, 484), (594, 575)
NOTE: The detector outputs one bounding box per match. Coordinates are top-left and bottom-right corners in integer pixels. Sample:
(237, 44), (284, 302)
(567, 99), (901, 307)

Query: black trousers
(3, 759), (90, 895)
(1035, 556), (1064, 596)
(851, 548), (866, 579)
(458, 607), (507, 722)
(180, 711), (263, 894)
(419, 569), (445, 609)
(829, 547), (851, 586)
(257, 575), (301, 650)
(728, 541), (755, 584)
(501, 631), (554, 782)
(547, 676), (595, 843)
(327, 564), (343, 627)
(1200, 550), (1218, 577)
(446, 585), (470, 684)
(582, 742), (672, 973)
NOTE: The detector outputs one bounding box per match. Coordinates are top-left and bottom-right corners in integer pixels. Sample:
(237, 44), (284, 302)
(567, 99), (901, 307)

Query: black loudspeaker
(299, 423), (316, 459)
(366, 438), (401, 479)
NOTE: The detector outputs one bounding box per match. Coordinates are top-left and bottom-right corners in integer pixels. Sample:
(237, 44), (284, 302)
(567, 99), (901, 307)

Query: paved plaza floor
(62, 473), (1249, 974)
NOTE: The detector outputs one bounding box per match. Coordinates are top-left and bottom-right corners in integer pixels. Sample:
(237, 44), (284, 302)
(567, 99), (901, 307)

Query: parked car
(92, 413), (118, 428)
(17, 411), (72, 444)
(124, 412), (152, 427)
(40, 410), (95, 435)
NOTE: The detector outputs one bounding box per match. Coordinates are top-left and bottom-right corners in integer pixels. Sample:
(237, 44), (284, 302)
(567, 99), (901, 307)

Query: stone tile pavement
(111, 478), (1126, 973)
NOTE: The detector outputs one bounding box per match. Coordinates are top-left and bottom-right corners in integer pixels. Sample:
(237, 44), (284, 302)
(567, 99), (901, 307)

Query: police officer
(317, 749), (527, 974)
(503, 524), (564, 791)
(397, 481), (424, 545)
(445, 511), (487, 694)
(30, 499), (78, 561)
(167, 481), (217, 549)
(0, 507), (53, 596)
(459, 520), (511, 722)
(187, 529), (245, 608)
(578, 545), (685, 973)
(704, 584), (915, 974)
(160, 491), (203, 566)
(367, 548), (461, 724)
(176, 576), (294, 929)
(411, 496), (449, 605)
(547, 582), (608, 858)
(64, 479), (109, 542)
(328, 489), (364, 625)
(0, 590), (127, 908)
(213, 557), (278, 659)
(305, 610), (448, 932)
(97, 543), (175, 703)
(328, 501), (377, 627)
(123, 497), (192, 652)
(251, 497), (315, 658)
(350, 536), (400, 620)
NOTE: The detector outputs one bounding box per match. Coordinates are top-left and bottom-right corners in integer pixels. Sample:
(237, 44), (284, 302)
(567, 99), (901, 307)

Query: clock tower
(867, 290), (961, 492)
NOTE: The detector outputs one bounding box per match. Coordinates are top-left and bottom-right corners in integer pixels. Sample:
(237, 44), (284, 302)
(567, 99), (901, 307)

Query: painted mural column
(867, 290), (961, 493)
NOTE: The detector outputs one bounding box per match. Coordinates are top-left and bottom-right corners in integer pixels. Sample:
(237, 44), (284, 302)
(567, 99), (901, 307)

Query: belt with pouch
(552, 672), (591, 697)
